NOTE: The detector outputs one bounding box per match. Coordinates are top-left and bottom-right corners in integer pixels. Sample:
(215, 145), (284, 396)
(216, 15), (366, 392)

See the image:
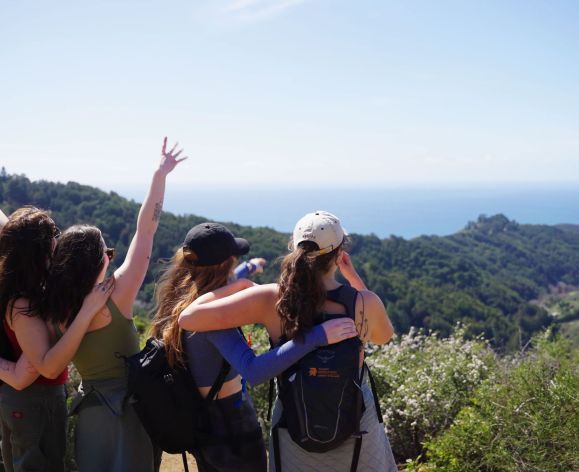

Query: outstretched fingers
(159, 137), (188, 174)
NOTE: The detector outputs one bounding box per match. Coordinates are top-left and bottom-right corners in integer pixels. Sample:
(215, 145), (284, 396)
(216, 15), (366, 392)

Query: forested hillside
(2, 169), (578, 350)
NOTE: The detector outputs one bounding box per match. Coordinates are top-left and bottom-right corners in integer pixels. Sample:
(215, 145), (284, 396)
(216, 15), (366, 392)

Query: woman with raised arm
(151, 222), (357, 472)
(0, 207), (111, 472)
(36, 138), (186, 472)
(179, 211), (397, 472)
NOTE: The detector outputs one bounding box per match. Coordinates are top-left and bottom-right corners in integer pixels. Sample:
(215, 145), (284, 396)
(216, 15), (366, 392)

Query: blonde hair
(150, 247), (235, 368)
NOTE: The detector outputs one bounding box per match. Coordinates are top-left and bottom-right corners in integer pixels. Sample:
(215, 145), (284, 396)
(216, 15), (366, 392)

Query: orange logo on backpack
(308, 367), (318, 377)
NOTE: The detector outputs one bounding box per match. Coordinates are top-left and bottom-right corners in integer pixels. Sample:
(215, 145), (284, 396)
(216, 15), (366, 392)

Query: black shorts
(193, 391), (267, 472)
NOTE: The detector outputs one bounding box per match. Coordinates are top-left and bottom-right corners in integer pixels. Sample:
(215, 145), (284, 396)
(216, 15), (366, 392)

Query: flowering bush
(367, 325), (496, 462)
(419, 332), (579, 471)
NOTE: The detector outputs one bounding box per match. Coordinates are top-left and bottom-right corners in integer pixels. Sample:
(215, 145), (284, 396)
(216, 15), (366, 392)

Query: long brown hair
(40, 225), (106, 326)
(276, 240), (341, 340)
(0, 207), (58, 322)
(150, 247), (236, 368)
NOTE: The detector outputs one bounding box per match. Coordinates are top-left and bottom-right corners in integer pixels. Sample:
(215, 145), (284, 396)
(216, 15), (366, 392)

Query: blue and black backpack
(269, 285), (383, 472)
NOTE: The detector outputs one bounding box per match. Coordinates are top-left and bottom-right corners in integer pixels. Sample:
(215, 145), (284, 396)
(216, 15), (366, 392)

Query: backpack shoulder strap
(326, 285), (358, 321)
(206, 359), (231, 402)
(365, 363), (383, 423)
(182, 329), (232, 403)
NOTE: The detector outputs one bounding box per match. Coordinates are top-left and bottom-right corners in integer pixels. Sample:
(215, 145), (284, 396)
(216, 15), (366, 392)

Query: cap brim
(234, 237), (250, 256)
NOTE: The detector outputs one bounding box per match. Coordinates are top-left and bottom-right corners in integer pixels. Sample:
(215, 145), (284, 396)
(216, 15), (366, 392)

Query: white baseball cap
(292, 211), (346, 256)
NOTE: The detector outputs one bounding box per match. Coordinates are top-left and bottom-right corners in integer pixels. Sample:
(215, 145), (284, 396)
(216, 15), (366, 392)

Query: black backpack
(125, 335), (230, 470)
(269, 285), (383, 472)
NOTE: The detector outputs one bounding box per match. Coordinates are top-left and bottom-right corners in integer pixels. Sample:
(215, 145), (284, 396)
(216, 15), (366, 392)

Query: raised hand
(159, 137), (188, 175)
(337, 251), (367, 290)
(320, 318), (358, 345)
(249, 258), (267, 274)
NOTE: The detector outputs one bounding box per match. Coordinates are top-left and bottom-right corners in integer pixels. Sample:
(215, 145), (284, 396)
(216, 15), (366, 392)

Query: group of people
(0, 138), (397, 472)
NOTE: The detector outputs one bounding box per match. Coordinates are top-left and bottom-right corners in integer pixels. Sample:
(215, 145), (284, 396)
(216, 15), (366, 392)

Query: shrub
(245, 325), (274, 438)
(367, 325), (496, 462)
(422, 332), (579, 471)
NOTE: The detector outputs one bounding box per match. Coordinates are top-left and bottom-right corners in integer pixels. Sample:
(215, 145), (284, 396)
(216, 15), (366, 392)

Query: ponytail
(276, 241), (340, 340)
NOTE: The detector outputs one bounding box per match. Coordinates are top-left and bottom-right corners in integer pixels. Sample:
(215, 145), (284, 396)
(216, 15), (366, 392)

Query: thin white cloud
(224, 0), (308, 21)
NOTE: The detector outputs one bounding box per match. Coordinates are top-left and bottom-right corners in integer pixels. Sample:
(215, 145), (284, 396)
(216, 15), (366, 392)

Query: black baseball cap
(183, 223), (250, 266)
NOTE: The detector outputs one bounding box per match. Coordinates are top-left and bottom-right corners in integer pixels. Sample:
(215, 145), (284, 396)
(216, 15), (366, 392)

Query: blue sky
(1, 0), (579, 191)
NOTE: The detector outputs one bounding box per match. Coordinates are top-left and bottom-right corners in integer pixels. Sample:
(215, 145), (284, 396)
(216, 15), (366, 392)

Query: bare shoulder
(9, 298), (46, 333)
(354, 290), (387, 342)
(358, 290), (386, 311)
(9, 298), (35, 324)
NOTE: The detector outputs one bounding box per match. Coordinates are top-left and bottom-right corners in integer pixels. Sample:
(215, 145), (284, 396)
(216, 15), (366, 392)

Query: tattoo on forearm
(152, 201), (163, 222)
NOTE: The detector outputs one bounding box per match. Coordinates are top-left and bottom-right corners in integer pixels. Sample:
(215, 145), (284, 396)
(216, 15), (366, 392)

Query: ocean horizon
(117, 184), (579, 240)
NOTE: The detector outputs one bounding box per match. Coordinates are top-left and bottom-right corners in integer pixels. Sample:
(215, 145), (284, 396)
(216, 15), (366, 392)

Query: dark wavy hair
(40, 225), (105, 327)
(276, 240), (342, 340)
(0, 207), (58, 323)
(150, 247), (236, 368)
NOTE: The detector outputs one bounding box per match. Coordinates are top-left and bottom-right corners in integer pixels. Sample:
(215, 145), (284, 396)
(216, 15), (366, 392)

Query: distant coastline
(118, 185), (579, 239)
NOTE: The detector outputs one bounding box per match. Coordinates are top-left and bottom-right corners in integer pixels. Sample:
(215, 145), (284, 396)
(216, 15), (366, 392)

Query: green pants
(0, 384), (67, 472)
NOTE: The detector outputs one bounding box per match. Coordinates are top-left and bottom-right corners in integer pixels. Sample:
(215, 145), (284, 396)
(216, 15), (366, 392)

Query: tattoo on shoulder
(153, 201), (163, 222)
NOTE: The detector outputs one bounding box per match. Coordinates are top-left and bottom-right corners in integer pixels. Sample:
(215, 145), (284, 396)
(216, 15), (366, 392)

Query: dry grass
(159, 452), (198, 471)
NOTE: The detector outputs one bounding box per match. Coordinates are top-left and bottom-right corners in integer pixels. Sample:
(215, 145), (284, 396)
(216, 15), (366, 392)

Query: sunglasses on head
(105, 248), (116, 261)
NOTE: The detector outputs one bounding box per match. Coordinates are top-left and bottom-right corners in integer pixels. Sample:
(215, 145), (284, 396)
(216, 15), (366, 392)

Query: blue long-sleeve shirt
(184, 326), (326, 387)
(233, 261), (256, 280)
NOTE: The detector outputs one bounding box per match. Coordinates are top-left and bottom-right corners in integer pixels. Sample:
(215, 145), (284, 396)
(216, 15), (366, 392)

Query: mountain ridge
(2, 171), (577, 350)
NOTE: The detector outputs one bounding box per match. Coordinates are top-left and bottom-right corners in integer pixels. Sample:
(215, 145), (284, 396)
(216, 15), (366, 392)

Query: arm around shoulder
(179, 283), (278, 332)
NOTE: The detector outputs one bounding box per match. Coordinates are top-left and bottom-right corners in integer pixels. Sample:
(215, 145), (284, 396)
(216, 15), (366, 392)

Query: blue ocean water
(118, 185), (579, 239)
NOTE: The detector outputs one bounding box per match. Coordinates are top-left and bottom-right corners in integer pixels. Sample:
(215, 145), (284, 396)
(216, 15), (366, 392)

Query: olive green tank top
(56, 298), (140, 381)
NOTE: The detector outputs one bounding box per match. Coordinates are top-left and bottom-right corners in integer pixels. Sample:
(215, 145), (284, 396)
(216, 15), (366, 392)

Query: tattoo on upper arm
(356, 315), (369, 339)
(356, 295), (369, 340)
(152, 201), (163, 222)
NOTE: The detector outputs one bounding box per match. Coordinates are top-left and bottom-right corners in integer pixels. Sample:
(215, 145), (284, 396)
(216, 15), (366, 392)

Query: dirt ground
(159, 452), (198, 471)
